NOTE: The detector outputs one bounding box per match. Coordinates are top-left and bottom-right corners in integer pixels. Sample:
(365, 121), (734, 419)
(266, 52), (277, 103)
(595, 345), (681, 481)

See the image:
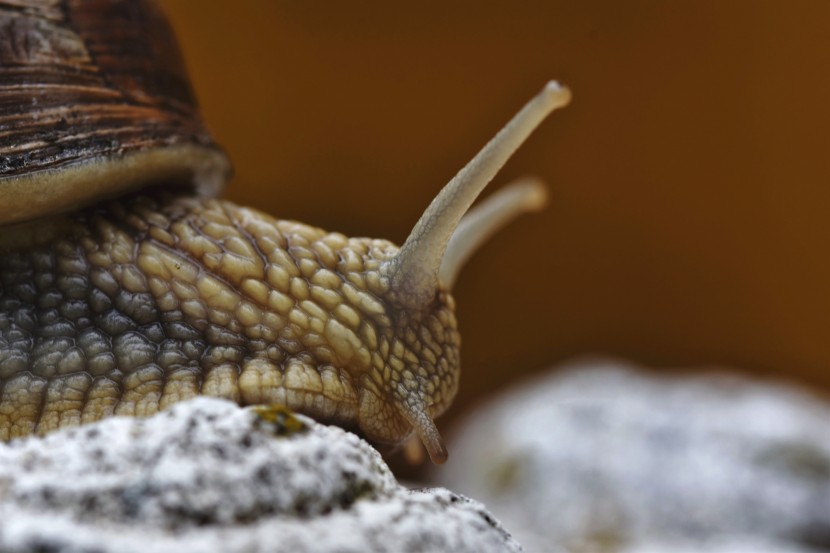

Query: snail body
(0, 0), (569, 463)
(1, 190), (459, 456)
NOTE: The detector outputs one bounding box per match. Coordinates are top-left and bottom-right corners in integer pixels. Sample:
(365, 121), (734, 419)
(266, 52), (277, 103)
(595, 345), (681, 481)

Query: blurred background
(158, 1), (830, 422)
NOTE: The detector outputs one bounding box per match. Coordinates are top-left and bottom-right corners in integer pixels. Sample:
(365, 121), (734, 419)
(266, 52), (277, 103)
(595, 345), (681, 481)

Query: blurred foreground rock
(0, 397), (522, 553)
(437, 359), (830, 553)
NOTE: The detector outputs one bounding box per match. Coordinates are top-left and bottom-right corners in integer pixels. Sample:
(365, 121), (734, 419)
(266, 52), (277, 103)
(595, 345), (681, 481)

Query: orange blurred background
(158, 1), (830, 420)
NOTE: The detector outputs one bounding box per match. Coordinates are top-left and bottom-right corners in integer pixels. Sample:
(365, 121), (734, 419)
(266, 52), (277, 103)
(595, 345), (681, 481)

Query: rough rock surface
(436, 358), (830, 553)
(0, 397), (522, 553)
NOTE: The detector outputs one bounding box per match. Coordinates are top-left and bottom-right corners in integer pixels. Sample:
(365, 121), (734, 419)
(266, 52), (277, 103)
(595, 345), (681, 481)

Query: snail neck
(0, 216), (75, 253)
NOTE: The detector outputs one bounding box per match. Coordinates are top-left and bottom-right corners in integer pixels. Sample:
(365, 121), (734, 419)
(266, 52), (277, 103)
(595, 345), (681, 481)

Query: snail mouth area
(354, 388), (413, 448)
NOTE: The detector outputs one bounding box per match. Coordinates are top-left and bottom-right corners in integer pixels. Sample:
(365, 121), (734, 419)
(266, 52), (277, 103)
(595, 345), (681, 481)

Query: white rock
(623, 537), (815, 553)
(0, 397), (523, 553)
(436, 358), (830, 553)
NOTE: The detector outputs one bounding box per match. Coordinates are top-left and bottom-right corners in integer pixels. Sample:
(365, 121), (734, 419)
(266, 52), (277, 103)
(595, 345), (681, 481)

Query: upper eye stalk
(382, 81), (571, 311)
(383, 82), (571, 464)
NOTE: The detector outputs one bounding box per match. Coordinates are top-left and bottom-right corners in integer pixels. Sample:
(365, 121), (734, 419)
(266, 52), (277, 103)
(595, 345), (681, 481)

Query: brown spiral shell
(0, 0), (230, 225)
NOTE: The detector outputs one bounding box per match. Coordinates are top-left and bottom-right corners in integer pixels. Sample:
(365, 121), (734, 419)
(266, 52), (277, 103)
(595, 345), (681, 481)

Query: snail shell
(0, 0), (229, 224)
(0, 0), (569, 463)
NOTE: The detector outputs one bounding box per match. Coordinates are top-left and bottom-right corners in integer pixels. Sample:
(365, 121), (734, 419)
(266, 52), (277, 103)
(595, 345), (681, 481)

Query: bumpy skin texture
(0, 191), (461, 449)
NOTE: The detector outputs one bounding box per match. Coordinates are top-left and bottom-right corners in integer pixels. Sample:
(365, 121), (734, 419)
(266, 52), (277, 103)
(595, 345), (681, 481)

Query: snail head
(343, 82), (571, 463)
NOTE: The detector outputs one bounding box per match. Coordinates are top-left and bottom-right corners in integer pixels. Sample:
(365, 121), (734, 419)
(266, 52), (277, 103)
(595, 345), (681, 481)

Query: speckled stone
(437, 358), (830, 553)
(0, 397), (522, 553)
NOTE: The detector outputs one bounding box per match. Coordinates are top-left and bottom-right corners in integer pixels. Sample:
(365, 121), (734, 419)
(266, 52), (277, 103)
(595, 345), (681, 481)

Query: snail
(0, 0), (569, 464)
